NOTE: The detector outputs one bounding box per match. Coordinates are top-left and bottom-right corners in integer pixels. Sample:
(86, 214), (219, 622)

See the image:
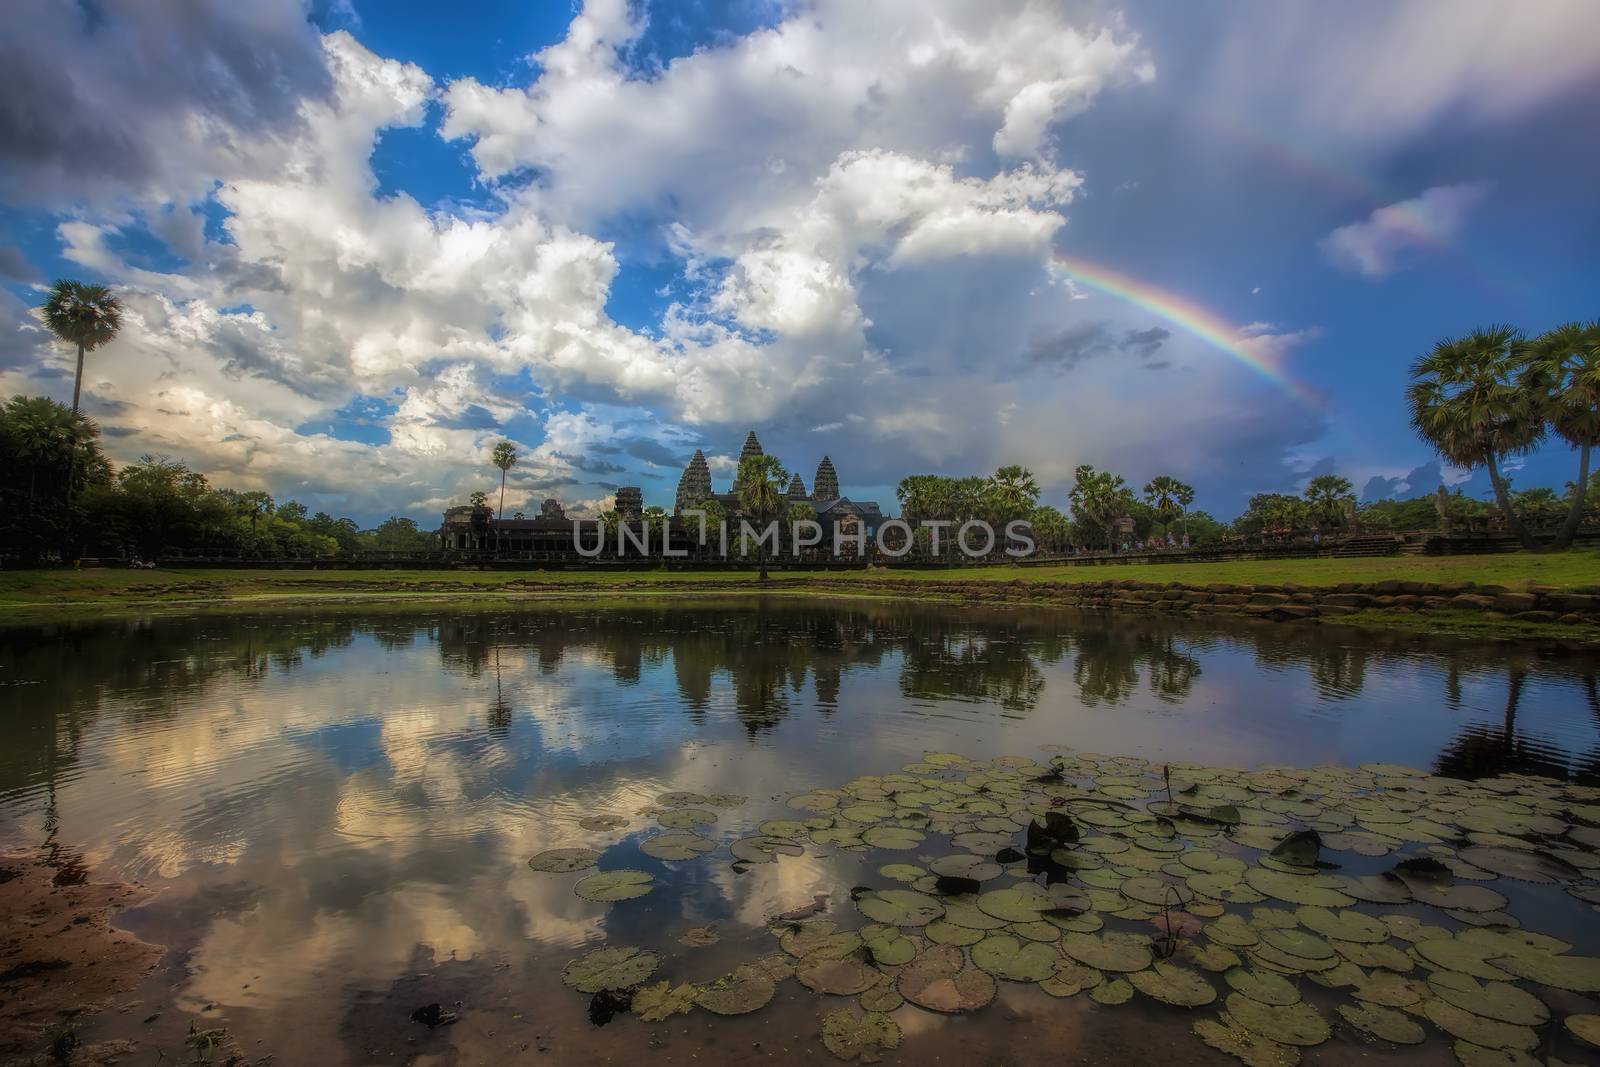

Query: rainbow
(1046, 253), (1322, 405)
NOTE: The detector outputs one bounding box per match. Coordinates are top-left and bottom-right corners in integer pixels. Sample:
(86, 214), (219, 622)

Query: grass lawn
(0, 549), (1596, 614)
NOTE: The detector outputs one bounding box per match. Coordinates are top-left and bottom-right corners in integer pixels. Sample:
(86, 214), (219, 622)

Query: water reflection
(1, 599), (1599, 1063)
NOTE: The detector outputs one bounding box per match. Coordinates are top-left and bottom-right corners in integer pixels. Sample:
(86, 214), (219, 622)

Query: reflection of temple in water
(4, 607), (1599, 793)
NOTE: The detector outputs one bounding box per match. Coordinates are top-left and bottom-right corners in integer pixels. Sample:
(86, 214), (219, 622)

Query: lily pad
(657, 791), (707, 807)
(780, 922), (862, 960)
(896, 944), (997, 1013)
(859, 984), (903, 1013)
(640, 831), (717, 861)
(1564, 1014), (1600, 1048)
(798, 955), (880, 996)
(975, 885), (1051, 922)
(1413, 938), (1514, 981)
(1337, 1002), (1426, 1044)
(731, 835), (805, 864)
(1245, 868), (1356, 908)
(528, 848), (601, 873)
(855, 888), (943, 927)
(1089, 977), (1134, 1005)
(574, 869), (654, 902)
(1421, 999), (1539, 1051)
(878, 863), (927, 883)
(971, 934), (1058, 982)
(1193, 1016), (1303, 1067)
(1129, 961), (1217, 1006)
(861, 826), (924, 850)
(1061, 931), (1154, 972)
(632, 980), (697, 1021)
(821, 1009), (901, 1063)
(579, 815), (627, 832)
(659, 808), (717, 830)
(1224, 993), (1331, 1046)
(929, 854), (1003, 882)
(562, 946), (659, 993)
(1041, 961), (1103, 997)
(1449, 1041), (1541, 1067)
(1260, 928), (1334, 962)
(926, 919), (985, 946)
(1427, 971), (1549, 1027)
(1490, 952), (1600, 993)
(863, 929), (917, 967)
(1295, 906), (1386, 944)
(1224, 967), (1300, 1007)
(696, 964), (777, 1015)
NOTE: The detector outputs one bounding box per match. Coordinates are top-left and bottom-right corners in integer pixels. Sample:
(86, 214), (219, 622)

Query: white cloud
(1320, 182), (1488, 279)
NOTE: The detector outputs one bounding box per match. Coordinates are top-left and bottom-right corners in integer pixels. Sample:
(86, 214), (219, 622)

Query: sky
(1, 0), (1597, 526)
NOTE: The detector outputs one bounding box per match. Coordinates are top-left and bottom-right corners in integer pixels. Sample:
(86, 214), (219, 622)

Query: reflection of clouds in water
(713, 853), (841, 930)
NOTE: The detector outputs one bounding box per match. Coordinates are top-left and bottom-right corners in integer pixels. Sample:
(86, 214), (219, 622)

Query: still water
(1, 598), (1598, 1065)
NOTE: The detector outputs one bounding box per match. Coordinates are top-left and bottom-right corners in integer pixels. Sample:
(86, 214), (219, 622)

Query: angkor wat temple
(673, 430), (883, 534)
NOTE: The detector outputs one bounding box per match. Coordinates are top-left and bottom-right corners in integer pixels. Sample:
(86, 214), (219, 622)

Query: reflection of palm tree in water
(487, 645), (512, 736)
(1576, 672), (1600, 785)
(1434, 666), (1570, 781)
(1071, 625), (1200, 706)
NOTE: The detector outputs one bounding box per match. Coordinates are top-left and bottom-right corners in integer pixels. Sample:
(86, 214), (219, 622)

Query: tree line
(0, 396), (435, 562)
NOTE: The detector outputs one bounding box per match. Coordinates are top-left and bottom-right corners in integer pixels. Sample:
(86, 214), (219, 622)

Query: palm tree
(469, 490), (489, 509)
(1142, 475), (1194, 536)
(736, 453), (788, 581)
(1408, 326), (1545, 550)
(1522, 321), (1600, 549)
(492, 441), (517, 554)
(42, 281), (123, 415)
(986, 465), (1040, 523)
(5, 396), (87, 513)
(1304, 474), (1355, 528)
(1069, 464), (1135, 549)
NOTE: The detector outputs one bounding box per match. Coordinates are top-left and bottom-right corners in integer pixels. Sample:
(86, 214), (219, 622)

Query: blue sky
(1, 0), (1596, 525)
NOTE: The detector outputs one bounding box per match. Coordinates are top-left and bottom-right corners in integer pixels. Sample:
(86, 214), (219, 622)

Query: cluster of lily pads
(527, 751), (1600, 1065)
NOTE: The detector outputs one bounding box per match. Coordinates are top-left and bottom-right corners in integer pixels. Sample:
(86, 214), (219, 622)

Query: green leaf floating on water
(1565, 1014), (1600, 1049)
(895, 944), (997, 1013)
(1193, 1016), (1302, 1067)
(1224, 967), (1300, 1007)
(695, 964), (777, 1015)
(970, 934), (1058, 982)
(855, 888), (944, 927)
(1426, 971), (1549, 1027)
(1089, 977), (1134, 1005)
(578, 815), (627, 832)
(1061, 931), (1153, 972)
(658, 807), (717, 830)
(1421, 999), (1540, 1052)
(632, 980), (698, 1021)
(730, 835), (805, 863)
(640, 831), (716, 861)
(1129, 962), (1217, 1007)
(863, 929), (917, 967)
(929, 854), (1003, 882)
(527, 847), (600, 873)
(860, 825), (924, 850)
(820, 1008), (901, 1064)
(562, 946), (659, 993)
(656, 791), (707, 807)
(574, 869), (654, 902)
(1336, 1002), (1426, 1044)
(798, 955), (883, 997)
(1223, 992), (1330, 1046)
(780, 922), (862, 960)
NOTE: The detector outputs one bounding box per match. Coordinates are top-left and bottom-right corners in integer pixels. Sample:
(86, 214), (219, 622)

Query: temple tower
(615, 487), (643, 522)
(730, 430), (764, 494)
(540, 498), (565, 520)
(787, 473), (808, 502)
(675, 449), (713, 514)
(813, 456), (839, 501)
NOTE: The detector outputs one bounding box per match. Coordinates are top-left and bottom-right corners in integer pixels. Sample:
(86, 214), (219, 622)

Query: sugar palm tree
(1070, 464), (1135, 549)
(736, 453), (788, 580)
(1408, 327), (1544, 550)
(43, 281), (123, 414)
(1142, 475), (1194, 536)
(986, 465), (1040, 523)
(492, 440), (517, 554)
(1304, 474), (1355, 528)
(1521, 321), (1600, 549)
(5, 396), (87, 512)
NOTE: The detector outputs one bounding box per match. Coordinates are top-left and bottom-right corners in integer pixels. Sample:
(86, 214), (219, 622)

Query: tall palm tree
(1408, 326), (1545, 550)
(986, 465), (1040, 523)
(1522, 321), (1600, 549)
(1304, 474), (1355, 528)
(492, 441), (517, 554)
(736, 453), (788, 581)
(42, 281), (123, 415)
(5, 396), (87, 513)
(1142, 475), (1194, 535)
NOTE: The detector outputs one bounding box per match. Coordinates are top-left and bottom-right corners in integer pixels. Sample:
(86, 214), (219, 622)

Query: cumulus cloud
(1320, 183), (1489, 279)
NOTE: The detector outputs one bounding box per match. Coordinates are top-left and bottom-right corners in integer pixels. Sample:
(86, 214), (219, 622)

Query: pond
(2, 598), (1598, 1065)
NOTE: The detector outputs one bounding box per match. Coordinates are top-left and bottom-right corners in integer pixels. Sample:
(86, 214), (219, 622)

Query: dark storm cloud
(0, 245), (40, 282)
(1362, 460), (1443, 501)
(1026, 322), (1172, 371)
(431, 404), (501, 431)
(0, 0), (332, 206)
(550, 451), (629, 475)
(622, 438), (686, 468)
